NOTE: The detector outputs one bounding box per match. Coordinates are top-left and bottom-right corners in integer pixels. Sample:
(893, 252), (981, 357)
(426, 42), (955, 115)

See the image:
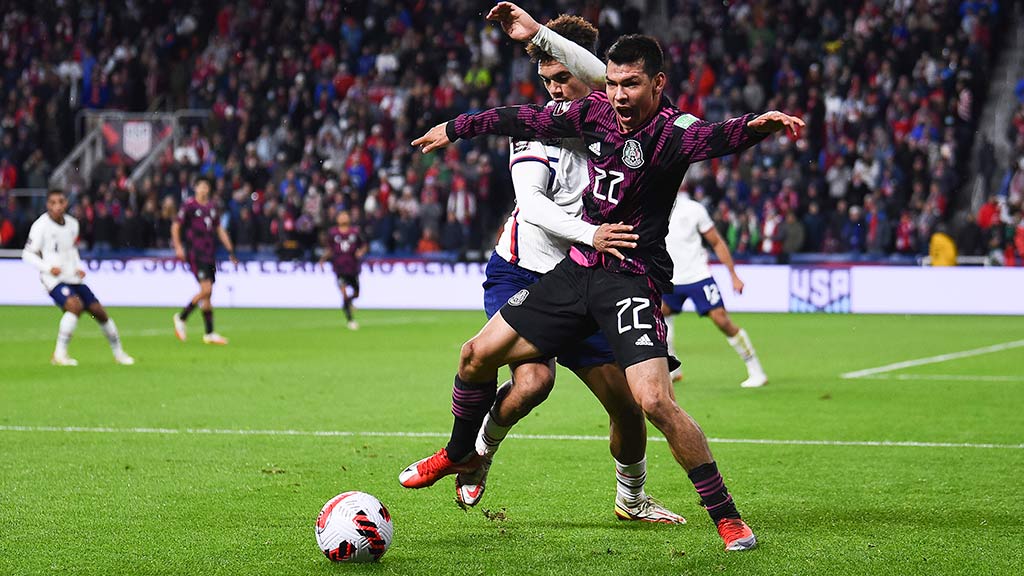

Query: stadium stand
(0, 1), (1010, 262)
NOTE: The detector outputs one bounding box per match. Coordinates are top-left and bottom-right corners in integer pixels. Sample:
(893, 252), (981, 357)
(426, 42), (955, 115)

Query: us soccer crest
(507, 289), (529, 306)
(622, 139), (644, 168)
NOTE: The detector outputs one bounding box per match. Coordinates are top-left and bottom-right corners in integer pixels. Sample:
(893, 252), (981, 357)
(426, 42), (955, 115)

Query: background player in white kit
(22, 189), (134, 366)
(452, 12), (685, 524)
(663, 189), (767, 388)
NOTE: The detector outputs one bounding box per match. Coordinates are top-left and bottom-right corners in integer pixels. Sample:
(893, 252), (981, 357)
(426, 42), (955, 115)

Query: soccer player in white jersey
(663, 189), (768, 388)
(22, 189), (135, 366)
(451, 13), (685, 524)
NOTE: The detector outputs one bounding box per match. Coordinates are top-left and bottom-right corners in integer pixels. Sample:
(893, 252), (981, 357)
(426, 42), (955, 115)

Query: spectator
(956, 213), (984, 256)
(929, 224), (958, 266)
(416, 228), (443, 255)
(779, 211), (805, 264)
(441, 211), (466, 253)
(841, 205), (867, 254)
(802, 202), (825, 252)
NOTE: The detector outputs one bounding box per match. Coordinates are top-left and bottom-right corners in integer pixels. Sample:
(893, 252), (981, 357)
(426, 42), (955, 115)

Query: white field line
(840, 339), (1024, 379)
(0, 425), (1020, 450)
(1, 316), (440, 343)
(859, 374), (1024, 382)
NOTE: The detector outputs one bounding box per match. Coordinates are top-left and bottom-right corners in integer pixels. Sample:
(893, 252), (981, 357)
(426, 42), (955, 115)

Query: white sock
(55, 312), (78, 357)
(101, 319), (124, 355)
(727, 328), (765, 376)
(615, 457), (647, 505)
(475, 410), (511, 458)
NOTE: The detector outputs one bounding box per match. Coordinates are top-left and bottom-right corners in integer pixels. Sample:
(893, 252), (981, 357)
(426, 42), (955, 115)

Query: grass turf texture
(1, 306), (1022, 575)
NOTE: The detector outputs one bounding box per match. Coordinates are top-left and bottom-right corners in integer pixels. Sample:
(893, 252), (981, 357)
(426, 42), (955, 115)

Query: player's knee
(65, 298), (84, 315)
(459, 338), (493, 377)
(608, 399), (645, 429)
(513, 366), (554, 407)
(639, 393), (679, 427)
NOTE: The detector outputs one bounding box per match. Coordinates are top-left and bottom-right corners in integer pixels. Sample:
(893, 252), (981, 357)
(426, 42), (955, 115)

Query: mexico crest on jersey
(622, 139), (644, 168)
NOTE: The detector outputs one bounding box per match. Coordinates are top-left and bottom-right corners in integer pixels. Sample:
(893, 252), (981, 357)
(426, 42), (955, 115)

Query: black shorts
(191, 261), (216, 283)
(500, 259), (678, 371)
(336, 273), (360, 293)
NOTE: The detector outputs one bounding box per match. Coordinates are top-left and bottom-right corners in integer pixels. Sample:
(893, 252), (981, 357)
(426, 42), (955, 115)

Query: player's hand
(486, 2), (541, 43)
(174, 246), (185, 261)
(229, 253), (239, 265)
(411, 123), (453, 154)
(76, 269), (86, 279)
(731, 273), (745, 295)
(747, 111), (805, 138)
(50, 266), (62, 276)
(592, 223), (638, 261)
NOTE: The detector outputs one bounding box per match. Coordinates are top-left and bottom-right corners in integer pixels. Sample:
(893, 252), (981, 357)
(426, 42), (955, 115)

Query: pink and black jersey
(448, 92), (766, 291)
(328, 226), (365, 276)
(176, 199), (218, 264)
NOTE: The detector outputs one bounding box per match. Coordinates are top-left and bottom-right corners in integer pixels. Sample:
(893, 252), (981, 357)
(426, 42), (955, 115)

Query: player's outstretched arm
(672, 111), (803, 164)
(487, 2), (606, 90)
(747, 110), (805, 138)
(413, 99), (586, 154)
(702, 227), (744, 294)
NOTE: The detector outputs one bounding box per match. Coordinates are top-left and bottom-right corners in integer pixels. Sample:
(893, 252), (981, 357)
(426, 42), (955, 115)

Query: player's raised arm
(668, 111), (803, 165)
(487, 2), (606, 90)
(412, 96), (588, 154)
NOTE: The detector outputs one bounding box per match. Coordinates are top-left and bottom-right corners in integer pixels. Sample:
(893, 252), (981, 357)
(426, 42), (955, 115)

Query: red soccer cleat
(399, 448), (482, 489)
(717, 517), (757, 551)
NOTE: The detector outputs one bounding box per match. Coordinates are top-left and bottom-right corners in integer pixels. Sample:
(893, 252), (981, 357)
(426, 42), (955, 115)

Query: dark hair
(194, 176), (214, 189)
(47, 189), (66, 198)
(605, 34), (664, 78)
(526, 14), (598, 63)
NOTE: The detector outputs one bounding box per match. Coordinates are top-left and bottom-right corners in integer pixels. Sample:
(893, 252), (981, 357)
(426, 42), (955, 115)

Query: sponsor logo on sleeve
(622, 139), (644, 169)
(552, 101), (572, 116)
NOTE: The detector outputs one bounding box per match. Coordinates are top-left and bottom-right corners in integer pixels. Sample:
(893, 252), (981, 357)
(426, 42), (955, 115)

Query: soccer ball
(315, 491), (394, 562)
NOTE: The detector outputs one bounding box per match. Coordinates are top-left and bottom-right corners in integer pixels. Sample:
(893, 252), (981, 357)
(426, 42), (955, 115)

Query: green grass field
(1, 306), (1022, 575)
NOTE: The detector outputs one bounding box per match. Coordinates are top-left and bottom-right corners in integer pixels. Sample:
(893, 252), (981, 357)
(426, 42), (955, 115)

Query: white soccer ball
(315, 491), (394, 562)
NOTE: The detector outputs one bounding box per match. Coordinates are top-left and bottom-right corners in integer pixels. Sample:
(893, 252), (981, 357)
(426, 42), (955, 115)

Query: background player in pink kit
(171, 177), (238, 345)
(319, 210), (368, 330)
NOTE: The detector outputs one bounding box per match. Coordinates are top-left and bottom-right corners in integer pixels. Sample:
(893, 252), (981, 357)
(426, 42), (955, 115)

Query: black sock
(180, 302), (196, 320)
(343, 301), (353, 321)
(688, 462), (741, 522)
(202, 310), (214, 335)
(445, 375), (497, 461)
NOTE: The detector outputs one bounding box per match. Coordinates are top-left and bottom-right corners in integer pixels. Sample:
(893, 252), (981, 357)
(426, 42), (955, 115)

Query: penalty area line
(0, 425), (1021, 450)
(840, 339), (1024, 379)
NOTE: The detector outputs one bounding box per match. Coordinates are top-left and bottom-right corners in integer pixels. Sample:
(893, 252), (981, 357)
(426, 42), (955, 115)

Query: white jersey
(665, 194), (715, 285)
(494, 135), (598, 274)
(22, 213), (84, 291)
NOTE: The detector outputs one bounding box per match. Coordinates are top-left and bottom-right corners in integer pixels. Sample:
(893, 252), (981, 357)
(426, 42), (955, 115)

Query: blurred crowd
(0, 0), (1014, 264)
(981, 73), (1024, 265)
